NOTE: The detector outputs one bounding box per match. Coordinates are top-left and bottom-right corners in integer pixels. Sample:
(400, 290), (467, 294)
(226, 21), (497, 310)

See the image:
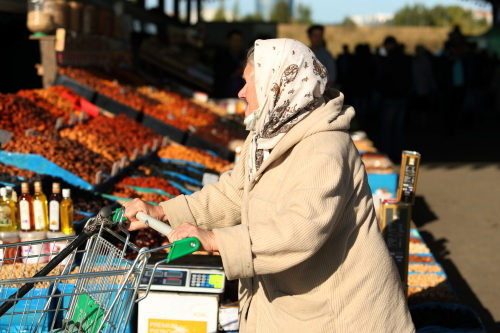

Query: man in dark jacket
(377, 36), (412, 161)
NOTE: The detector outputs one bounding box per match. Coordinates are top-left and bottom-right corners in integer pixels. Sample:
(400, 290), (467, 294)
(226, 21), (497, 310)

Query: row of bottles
(0, 182), (74, 235)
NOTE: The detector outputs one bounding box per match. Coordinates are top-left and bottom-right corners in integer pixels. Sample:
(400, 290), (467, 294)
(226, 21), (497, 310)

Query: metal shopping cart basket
(0, 207), (200, 333)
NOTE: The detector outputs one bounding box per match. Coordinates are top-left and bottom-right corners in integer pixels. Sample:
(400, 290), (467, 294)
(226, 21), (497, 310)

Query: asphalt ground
(365, 109), (500, 332)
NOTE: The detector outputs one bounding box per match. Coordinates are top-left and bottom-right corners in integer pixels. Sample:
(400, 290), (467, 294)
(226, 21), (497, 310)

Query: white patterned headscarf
(245, 38), (328, 180)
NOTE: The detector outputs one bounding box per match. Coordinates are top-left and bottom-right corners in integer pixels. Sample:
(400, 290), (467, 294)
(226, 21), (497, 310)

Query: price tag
(142, 144), (149, 156)
(167, 113), (175, 120)
(0, 129), (13, 145)
(202, 173), (219, 186)
(95, 170), (103, 185)
(69, 113), (77, 126)
(188, 125), (197, 133)
(132, 148), (139, 161)
(162, 136), (170, 147)
(120, 156), (127, 169)
(152, 138), (159, 151)
(111, 161), (120, 177)
(120, 87), (126, 95)
(54, 117), (64, 130)
(182, 106), (187, 116)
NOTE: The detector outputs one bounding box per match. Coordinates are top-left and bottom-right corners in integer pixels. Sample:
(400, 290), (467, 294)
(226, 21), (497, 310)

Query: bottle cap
(34, 181), (42, 192)
(0, 188), (6, 197)
(52, 183), (61, 193)
(62, 189), (71, 198)
(21, 182), (29, 193)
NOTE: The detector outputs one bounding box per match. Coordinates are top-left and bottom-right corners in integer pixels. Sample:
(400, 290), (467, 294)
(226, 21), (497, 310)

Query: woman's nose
(238, 85), (246, 99)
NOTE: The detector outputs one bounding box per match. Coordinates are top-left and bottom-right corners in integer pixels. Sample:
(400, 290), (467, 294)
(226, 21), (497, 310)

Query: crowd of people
(334, 26), (500, 161)
(211, 25), (500, 162)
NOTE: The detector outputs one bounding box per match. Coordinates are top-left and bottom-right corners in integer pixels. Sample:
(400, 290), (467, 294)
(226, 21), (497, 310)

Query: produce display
(112, 187), (172, 203)
(0, 163), (37, 184)
(360, 152), (395, 174)
(59, 67), (242, 147)
(60, 114), (162, 162)
(408, 273), (447, 288)
(133, 159), (215, 183)
(158, 144), (230, 173)
(115, 176), (181, 197)
(3, 134), (112, 184)
(0, 94), (57, 137)
(409, 264), (443, 273)
(408, 284), (459, 306)
(0, 263), (73, 288)
(17, 89), (76, 122)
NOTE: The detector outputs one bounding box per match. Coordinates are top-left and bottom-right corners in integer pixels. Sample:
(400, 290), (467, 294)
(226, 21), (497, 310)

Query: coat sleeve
(159, 137), (249, 230)
(213, 149), (360, 280)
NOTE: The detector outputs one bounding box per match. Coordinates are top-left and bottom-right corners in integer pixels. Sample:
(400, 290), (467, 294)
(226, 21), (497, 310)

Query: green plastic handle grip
(167, 237), (200, 263)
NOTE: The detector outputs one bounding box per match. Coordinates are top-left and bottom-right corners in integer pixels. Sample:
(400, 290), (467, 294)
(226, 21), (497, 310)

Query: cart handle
(113, 208), (201, 263)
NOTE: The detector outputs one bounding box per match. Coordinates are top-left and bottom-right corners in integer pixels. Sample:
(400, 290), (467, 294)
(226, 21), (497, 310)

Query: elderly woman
(124, 39), (415, 332)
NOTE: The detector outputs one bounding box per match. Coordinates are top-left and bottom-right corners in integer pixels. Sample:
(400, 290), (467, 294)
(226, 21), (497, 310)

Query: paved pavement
(414, 163), (500, 332)
(395, 111), (500, 332)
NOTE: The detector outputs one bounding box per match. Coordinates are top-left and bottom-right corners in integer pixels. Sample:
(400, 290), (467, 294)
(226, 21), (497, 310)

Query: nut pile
(409, 242), (431, 254)
(112, 187), (172, 203)
(17, 89), (71, 122)
(115, 176), (181, 197)
(408, 283), (459, 306)
(0, 163), (37, 184)
(158, 144), (230, 173)
(409, 254), (435, 264)
(3, 135), (111, 184)
(408, 273), (446, 287)
(0, 94), (56, 138)
(0, 263), (75, 288)
(409, 264), (443, 273)
(60, 114), (161, 161)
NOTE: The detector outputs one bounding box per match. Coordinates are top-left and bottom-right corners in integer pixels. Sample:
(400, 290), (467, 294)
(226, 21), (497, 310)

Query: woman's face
(238, 65), (259, 117)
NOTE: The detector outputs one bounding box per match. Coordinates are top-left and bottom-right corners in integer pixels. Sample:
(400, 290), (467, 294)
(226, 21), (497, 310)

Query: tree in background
(392, 4), (490, 30)
(232, 1), (240, 22)
(270, 1), (291, 23)
(342, 17), (357, 27)
(242, 12), (264, 22)
(213, 0), (226, 22)
(296, 3), (312, 24)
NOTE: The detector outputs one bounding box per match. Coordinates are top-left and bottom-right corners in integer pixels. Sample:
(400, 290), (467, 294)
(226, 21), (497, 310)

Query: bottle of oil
(33, 181), (48, 231)
(48, 183), (62, 232)
(60, 189), (74, 235)
(0, 187), (18, 232)
(19, 182), (35, 231)
(0, 188), (14, 231)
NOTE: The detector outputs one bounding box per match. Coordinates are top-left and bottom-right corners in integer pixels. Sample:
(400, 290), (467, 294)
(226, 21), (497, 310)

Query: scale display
(141, 267), (225, 294)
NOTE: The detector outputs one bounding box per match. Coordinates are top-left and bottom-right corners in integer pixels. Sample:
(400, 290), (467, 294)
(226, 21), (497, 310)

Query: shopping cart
(0, 207), (200, 333)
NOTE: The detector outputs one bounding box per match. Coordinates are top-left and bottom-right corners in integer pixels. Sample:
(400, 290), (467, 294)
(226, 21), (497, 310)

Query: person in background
(411, 45), (436, 129)
(212, 30), (246, 98)
(377, 36), (412, 161)
(336, 44), (354, 104)
(307, 25), (337, 86)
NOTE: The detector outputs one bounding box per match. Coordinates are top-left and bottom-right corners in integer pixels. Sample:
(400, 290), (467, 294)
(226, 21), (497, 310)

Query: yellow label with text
(148, 318), (207, 333)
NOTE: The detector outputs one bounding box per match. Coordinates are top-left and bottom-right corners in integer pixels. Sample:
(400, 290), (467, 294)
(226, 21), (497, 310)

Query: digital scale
(140, 253), (226, 294)
(138, 254), (226, 333)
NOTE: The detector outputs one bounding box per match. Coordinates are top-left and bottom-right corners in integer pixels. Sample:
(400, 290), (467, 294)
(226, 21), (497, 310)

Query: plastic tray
(94, 94), (142, 122)
(54, 75), (97, 102)
(141, 114), (187, 144)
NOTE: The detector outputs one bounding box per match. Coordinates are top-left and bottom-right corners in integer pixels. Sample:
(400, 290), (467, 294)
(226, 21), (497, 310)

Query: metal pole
(187, 0), (192, 24)
(174, 0), (180, 21)
(197, 0), (202, 23)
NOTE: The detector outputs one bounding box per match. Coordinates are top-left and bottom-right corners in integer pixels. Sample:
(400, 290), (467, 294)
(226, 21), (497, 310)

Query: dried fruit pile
(0, 163), (37, 184)
(112, 187), (172, 203)
(115, 176), (181, 197)
(60, 114), (161, 161)
(0, 94), (56, 138)
(17, 89), (74, 122)
(158, 144), (229, 173)
(3, 134), (111, 184)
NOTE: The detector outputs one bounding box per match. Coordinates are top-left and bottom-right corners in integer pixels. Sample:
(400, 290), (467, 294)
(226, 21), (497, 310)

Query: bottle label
(49, 201), (60, 231)
(20, 201), (31, 230)
(33, 200), (45, 230)
(0, 204), (12, 227)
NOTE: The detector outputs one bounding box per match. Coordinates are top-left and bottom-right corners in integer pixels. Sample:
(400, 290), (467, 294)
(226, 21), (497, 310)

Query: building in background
(256, 0), (294, 21)
(348, 13), (394, 26)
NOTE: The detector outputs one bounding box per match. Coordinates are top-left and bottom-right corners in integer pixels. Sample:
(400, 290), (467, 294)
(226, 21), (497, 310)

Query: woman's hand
(168, 222), (219, 252)
(122, 198), (167, 231)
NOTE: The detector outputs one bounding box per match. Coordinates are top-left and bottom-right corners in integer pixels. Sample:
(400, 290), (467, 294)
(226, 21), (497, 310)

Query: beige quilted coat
(160, 90), (415, 333)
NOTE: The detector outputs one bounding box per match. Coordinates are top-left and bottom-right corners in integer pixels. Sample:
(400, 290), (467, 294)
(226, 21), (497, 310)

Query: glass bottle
(19, 182), (35, 231)
(0, 187), (18, 232)
(27, 0), (56, 35)
(60, 189), (74, 235)
(49, 183), (62, 232)
(33, 181), (49, 231)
